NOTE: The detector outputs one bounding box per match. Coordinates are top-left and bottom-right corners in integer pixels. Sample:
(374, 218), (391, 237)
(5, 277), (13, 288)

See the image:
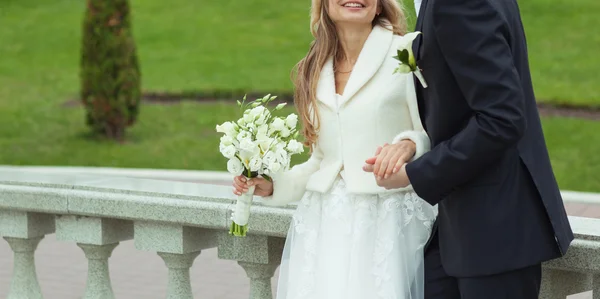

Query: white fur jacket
(263, 25), (430, 206)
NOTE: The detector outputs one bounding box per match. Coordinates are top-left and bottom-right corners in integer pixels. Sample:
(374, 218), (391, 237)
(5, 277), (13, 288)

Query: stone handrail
(0, 169), (598, 299)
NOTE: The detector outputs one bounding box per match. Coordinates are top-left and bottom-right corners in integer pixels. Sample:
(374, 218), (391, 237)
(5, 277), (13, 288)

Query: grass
(0, 0), (598, 192)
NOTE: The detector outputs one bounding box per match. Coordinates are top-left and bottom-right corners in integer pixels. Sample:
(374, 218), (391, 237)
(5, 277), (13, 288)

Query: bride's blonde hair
(293, 0), (407, 149)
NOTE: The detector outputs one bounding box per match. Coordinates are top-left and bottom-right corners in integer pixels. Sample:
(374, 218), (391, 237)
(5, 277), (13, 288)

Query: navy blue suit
(405, 0), (574, 297)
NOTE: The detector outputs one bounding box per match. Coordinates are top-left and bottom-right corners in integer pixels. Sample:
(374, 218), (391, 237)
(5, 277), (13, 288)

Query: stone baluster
(55, 216), (134, 299)
(0, 210), (55, 299)
(592, 274), (600, 299)
(134, 221), (218, 299)
(540, 268), (592, 299)
(218, 234), (285, 299)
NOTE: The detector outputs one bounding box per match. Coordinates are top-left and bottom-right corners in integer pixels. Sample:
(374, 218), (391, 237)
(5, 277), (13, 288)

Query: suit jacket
(263, 25), (431, 206)
(406, 0), (574, 277)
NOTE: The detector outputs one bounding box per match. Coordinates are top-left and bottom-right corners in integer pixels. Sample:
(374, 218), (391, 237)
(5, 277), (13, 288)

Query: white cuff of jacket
(257, 172), (304, 207)
(392, 130), (431, 161)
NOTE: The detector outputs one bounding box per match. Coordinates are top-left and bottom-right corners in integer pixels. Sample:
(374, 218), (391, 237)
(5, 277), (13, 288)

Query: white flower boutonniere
(393, 31), (428, 88)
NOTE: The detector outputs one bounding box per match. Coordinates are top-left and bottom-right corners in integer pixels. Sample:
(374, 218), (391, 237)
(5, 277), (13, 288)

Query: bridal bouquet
(216, 94), (304, 237)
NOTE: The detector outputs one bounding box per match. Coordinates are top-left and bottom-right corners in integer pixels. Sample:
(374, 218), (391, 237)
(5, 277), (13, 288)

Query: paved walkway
(0, 198), (594, 298)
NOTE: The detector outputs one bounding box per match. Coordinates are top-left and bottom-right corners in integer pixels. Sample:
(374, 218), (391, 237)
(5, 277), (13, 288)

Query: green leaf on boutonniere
(395, 49), (410, 65)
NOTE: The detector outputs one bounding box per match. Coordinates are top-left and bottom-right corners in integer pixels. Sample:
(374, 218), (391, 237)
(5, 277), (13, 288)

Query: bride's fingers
(247, 177), (265, 186)
(393, 156), (406, 174)
(386, 152), (406, 177)
(376, 151), (392, 178)
(384, 153), (400, 178)
(373, 146), (390, 174)
(234, 176), (246, 185)
(365, 156), (377, 164)
(233, 179), (248, 193)
(233, 187), (243, 196)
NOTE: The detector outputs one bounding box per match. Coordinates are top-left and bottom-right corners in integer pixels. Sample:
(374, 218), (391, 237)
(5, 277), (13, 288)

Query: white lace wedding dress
(274, 93), (437, 299)
(275, 175), (437, 299)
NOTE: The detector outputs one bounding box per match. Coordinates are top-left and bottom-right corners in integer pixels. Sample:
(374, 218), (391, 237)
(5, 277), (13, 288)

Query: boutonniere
(393, 31), (428, 88)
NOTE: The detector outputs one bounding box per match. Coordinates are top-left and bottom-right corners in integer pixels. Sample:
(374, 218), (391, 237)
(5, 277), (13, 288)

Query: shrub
(80, 0), (141, 141)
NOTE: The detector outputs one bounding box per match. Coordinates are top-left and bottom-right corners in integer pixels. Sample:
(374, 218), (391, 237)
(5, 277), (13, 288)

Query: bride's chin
(335, 17), (373, 26)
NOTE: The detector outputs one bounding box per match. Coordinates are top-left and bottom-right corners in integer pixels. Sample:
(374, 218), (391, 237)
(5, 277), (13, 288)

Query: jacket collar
(317, 24), (394, 110)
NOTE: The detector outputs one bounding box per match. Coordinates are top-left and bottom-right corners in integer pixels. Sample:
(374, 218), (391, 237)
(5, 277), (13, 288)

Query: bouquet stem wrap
(230, 178), (256, 237)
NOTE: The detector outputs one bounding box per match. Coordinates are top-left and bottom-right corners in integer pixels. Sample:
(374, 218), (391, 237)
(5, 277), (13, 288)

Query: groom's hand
(363, 140), (416, 179)
(376, 164), (411, 189)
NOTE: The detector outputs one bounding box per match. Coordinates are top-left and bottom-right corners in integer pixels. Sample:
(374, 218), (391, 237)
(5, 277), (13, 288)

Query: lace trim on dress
(288, 178), (437, 299)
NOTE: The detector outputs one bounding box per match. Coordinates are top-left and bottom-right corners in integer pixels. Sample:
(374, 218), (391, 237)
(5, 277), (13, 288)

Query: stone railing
(0, 169), (598, 299)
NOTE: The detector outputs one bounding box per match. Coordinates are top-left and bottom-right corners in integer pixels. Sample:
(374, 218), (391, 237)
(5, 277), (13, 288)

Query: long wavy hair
(293, 0), (407, 149)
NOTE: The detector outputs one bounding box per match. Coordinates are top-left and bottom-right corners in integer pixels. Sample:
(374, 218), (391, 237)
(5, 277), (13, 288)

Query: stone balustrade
(0, 169), (598, 299)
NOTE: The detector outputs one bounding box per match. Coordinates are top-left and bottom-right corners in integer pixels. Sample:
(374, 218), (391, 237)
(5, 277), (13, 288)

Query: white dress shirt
(414, 0), (422, 16)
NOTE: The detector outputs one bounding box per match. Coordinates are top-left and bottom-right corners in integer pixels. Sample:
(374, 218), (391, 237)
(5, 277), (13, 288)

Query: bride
(232, 0), (437, 298)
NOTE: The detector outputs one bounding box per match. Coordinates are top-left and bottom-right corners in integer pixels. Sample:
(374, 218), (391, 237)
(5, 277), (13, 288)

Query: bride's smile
(341, 1), (366, 10)
(329, 0), (378, 25)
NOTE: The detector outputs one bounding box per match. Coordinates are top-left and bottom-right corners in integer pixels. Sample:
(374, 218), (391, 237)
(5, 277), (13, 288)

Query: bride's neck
(336, 24), (372, 66)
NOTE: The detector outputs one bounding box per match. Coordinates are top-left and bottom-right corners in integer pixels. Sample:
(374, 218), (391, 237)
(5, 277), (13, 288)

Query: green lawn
(0, 0), (598, 192)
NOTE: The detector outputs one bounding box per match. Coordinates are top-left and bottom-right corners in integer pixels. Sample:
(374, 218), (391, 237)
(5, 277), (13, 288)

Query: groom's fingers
(363, 163), (375, 172)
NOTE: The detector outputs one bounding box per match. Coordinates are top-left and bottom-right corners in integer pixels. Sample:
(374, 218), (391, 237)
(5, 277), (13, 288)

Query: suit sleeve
(392, 75), (430, 161)
(406, 0), (527, 205)
(259, 144), (323, 206)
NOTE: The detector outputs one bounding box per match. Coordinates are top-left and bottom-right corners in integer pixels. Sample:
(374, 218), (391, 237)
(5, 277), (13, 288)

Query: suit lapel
(337, 25), (393, 107)
(413, 0), (429, 132)
(413, 0), (429, 61)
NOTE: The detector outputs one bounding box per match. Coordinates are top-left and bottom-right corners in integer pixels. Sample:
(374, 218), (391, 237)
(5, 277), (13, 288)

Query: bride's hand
(232, 175), (274, 197)
(363, 140), (416, 179)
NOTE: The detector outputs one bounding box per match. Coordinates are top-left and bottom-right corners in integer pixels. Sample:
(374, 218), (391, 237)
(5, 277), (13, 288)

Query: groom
(364, 0), (573, 298)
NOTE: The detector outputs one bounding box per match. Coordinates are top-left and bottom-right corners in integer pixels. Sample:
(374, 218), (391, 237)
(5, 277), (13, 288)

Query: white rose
(262, 151), (275, 164)
(280, 127), (291, 138)
(239, 138), (259, 155)
(220, 144), (237, 159)
(286, 140), (304, 154)
(255, 109), (270, 125)
(256, 132), (273, 153)
(227, 158), (244, 175)
(236, 130), (251, 141)
(276, 148), (290, 165)
(216, 121), (237, 136)
(271, 141), (286, 152)
(257, 124), (269, 135)
(270, 117), (285, 131)
(220, 135), (235, 146)
(243, 112), (254, 124)
(237, 117), (246, 127)
(250, 106), (266, 118)
(248, 157), (262, 172)
(285, 114), (298, 129)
